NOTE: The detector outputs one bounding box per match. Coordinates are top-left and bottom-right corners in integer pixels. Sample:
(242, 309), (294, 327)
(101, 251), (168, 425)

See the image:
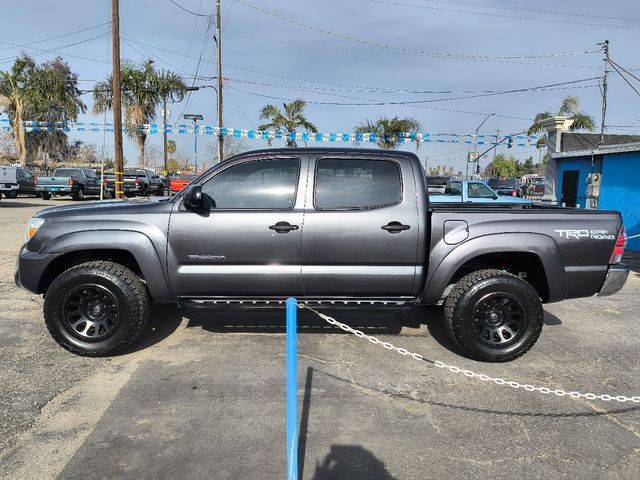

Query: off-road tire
(43, 261), (150, 356)
(40, 192), (51, 200)
(444, 269), (543, 362)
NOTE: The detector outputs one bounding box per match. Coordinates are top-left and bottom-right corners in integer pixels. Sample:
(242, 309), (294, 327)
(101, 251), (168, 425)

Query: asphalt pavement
(1, 196), (639, 480)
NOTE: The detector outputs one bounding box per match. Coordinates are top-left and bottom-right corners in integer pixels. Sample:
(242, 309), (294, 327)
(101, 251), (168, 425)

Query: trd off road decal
(555, 229), (615, 240)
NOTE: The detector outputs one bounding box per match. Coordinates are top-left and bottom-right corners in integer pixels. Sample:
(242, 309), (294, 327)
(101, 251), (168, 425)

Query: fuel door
(444, 220), (469, 245)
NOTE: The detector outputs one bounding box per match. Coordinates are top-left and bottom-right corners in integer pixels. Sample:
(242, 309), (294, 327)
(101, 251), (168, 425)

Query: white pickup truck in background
(0, 166), (19, 202)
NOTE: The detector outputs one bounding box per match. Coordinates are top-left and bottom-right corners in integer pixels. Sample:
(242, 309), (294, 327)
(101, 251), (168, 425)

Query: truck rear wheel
(43, 261), (150, 356)
(444, 269), (543, 362)
(40, 192), (51, 200)
(72, 187), (84, 201)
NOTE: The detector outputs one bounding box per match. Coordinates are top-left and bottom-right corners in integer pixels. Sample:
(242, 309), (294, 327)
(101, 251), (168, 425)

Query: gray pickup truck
(15, 148), (629, 361)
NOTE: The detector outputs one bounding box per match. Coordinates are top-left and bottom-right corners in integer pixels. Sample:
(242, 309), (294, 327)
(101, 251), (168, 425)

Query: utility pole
(216, 0), (224, 162)
(162, 96), (168, 194)
(492, 127), (500, 176)
(111, 0), (124, 199)
(598, 40), (609, 145)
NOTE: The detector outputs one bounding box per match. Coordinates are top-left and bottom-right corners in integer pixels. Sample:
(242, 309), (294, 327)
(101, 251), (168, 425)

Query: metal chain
(299, 305), (640, 404)
(625, 233), (640, 240)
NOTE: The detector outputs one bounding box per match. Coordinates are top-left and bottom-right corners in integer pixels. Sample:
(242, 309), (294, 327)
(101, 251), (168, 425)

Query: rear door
(167, 154), (307, 297)
(301, 154), (420, 297)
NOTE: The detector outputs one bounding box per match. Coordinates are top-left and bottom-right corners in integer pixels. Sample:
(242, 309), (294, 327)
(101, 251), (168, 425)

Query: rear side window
(314, 158), (402, 210)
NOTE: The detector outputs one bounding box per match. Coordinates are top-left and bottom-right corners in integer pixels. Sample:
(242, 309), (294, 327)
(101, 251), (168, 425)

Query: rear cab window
(314, 158), (402, 210)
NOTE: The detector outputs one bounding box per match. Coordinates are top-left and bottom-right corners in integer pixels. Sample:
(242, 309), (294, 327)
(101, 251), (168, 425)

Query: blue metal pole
(285, 297), (298, 480)
(194, 122), (199, 173)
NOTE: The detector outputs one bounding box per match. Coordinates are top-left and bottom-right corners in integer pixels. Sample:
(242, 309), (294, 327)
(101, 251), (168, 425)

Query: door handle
(269, 221), (299, 234)
(381, 221), (411, 234)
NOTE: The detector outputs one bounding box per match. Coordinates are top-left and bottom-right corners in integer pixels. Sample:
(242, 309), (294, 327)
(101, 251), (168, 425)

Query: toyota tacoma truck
(15, 148), (629, 361)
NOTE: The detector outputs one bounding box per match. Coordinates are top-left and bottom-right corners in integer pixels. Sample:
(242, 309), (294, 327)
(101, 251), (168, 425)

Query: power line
(608, 61), (640, 97)
(609, 59), (640, 84)
(228, 77), (599, 101)
(395, 0), (640, 24)
(0, 23), (110, 53)
(361, 0), (640, 30)
(236, 0), (600, 62)
(0, 33), (111, 65)
(226, 85), (533, 121)
(167, 0), (210, 17)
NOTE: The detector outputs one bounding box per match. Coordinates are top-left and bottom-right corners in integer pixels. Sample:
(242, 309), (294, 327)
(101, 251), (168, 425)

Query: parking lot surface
(1, 197), (639, 479)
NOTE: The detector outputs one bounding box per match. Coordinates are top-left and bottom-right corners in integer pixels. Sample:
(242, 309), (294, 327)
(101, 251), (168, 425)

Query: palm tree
(94, 59), (184, 166)
(528, 96), (595, 142)
(0, 55), (84, 163)
(0, 56), (40, 162)
(258, 98), (317, 147)
(354, 116), (422, 149)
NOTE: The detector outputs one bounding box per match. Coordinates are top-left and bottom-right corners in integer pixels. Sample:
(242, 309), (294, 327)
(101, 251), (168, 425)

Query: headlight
(25, 217), (45, 243)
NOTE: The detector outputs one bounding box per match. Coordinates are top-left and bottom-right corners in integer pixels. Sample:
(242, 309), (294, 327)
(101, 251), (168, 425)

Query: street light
(467, 112), (495, 179)
(184, 113), (204, 173)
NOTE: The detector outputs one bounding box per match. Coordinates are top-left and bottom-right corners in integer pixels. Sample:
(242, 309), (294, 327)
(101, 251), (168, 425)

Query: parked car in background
(38, 168), (102, 200)
(3, 167), (39, 198)
(426, 175), (451, 194)
(488, 177), (521, 197)
(521, 175), (545, 197)
(430, 180), (532, 204)
(0, 166), (19, 202)
(169, 173), (199, 195)
(103, 168), (164, 198)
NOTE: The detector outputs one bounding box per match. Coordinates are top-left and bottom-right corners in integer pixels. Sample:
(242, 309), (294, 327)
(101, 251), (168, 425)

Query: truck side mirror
(183, 185), (203, 210)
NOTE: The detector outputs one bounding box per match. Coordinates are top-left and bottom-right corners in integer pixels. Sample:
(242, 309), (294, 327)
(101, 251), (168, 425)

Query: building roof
(553, 132), (640, 159)
(562, 133), (640, 152)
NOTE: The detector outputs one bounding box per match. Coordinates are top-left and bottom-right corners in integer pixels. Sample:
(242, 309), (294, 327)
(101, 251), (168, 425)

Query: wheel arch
(421, 233), (565, 304)
(38, 230), (171, 303)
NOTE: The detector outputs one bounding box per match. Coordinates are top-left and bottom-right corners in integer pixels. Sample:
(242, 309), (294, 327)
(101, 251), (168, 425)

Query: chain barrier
(625, 233), (640, 240)
(299, 305), (640, 404)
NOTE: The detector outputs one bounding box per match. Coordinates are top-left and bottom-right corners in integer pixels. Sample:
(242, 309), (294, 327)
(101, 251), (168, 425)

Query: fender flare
(44, 230), (171, 303)
(421, 232), (565, 304)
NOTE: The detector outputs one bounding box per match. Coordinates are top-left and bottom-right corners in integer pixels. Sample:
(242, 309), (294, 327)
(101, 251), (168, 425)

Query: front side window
(201, 158), (300, 209)
(314, 158), (402, 210)
(468, 182), (496, 199)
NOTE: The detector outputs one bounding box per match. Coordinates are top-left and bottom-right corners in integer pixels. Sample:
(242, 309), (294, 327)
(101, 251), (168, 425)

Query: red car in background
(169, 173), (199, 195)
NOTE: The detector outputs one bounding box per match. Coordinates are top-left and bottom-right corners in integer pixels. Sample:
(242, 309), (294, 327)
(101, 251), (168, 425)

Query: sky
(1, 0), (640, 172)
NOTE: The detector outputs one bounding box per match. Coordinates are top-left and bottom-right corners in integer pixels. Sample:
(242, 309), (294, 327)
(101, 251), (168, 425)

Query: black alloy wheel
(61, 284), (120, 341)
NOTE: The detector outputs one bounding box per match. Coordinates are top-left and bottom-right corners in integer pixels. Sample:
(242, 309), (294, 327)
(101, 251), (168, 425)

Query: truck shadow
(0, 201), (51, 208)
(120, 305), (183, 354)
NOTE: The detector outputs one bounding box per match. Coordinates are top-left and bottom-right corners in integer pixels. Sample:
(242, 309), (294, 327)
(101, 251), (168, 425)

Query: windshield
(53, 168), (82, 177)
(488, 177), (517, 188)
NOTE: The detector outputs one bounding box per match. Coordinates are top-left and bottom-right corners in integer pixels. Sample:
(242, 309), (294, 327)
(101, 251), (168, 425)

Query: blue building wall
(555, 151), (640, 251)
(598, 151), (640, 252)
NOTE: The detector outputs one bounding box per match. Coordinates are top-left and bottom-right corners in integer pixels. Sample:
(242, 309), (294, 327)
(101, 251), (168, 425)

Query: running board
(179, 298), (414, 310)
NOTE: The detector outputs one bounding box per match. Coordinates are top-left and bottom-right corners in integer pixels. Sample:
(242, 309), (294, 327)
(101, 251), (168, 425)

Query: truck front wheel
(43, 261), (150, 356)
(444, 269), (543, 362)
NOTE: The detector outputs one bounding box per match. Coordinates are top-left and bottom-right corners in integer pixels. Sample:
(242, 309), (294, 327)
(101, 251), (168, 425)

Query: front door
(167, 155), (306, 298)
(561, 170), (579, 207)
(300, 155), (420, 297)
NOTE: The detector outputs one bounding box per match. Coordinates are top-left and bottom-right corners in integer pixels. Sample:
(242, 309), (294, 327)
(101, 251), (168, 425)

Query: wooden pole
(216, 0), (224, 163)
(112, 0), (124, 199)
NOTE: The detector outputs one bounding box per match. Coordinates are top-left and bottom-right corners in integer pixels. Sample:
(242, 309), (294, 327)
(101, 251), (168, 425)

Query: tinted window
(124, 169), (147, 177)
(201, 158), (299, 209)
(444, 182), (462, 195)
(315, 159), (402, 210)
(468, 182), (495, 198)
(54, 168), (83, 177)
(488, 177), (517, 188)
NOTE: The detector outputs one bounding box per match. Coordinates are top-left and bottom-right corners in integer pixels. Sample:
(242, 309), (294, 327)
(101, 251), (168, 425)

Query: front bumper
(597, 265), (630, 297)
(15, 246), (59, 294)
